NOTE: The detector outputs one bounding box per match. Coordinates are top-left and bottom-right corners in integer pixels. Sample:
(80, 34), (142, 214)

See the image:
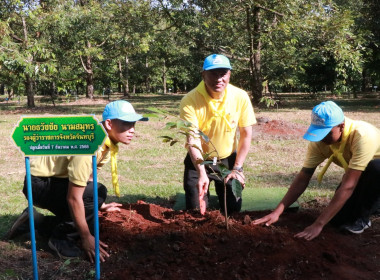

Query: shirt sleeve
(67, 156), (93, 186)
(348, 129), (379, 171)
(180, 94), (199, 129)
(238, 92), (256, 128)
(303, 142), (327, 169)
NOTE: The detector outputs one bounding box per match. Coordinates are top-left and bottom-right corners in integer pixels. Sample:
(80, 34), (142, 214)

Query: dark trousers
(331, 159), (380, 226)
(23, 176), (107, 239)
(183, 152), (242, 214)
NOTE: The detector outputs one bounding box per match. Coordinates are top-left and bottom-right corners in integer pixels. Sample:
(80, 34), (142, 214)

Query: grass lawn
(0, 92), (379, 238)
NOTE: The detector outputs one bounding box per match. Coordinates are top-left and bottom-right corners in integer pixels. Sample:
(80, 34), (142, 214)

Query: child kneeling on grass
(6, 100), (148, 263)
(254, 101), (380, 240)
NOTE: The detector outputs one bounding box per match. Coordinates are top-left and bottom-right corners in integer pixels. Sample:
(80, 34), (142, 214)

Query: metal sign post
(11, 115), (107, 280)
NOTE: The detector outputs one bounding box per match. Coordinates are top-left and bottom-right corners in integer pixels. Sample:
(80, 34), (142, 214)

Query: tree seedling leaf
(143, 113), (160, 118)
(190, 144), (202, 151)
(200, 160), (213, 165)
(202, 152), (212, 160)
(159, 135), (173, 140)
(159, 135), (174, 143)
(165, 122), (178, 129)
(199, 131), (210, 142)
(219, 164), (231, 178)
(231, 179), (242, 200)
(147, 107), (168, 115)
(170, 140), (179, 146)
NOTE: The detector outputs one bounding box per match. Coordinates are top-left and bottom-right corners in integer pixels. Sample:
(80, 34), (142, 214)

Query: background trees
(0, 0), (379, 107)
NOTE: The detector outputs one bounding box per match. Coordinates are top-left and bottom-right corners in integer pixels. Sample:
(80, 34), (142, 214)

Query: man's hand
(198, 172), (209, 214)
(81, 233), (110, 263)
(197, 172), (209, 195)
(224, 170), (246, 188)
(100, 202), (122, 212)
(199, 187), (206, 215)
(252, 212), (280, 226)
(294, 223), (323, 241)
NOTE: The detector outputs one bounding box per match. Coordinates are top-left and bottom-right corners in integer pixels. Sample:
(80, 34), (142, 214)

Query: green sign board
(12, 115), (107, 156)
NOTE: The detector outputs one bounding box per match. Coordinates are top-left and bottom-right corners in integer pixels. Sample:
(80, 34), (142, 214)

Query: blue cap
(303, 101), (344, 142)
(102, 100), (148, 122)
(203, 54), (232, 71)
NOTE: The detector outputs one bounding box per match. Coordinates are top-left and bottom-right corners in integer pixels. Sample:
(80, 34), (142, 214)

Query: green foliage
(259, 96), (278, 108)
(0, 0), (377, 106)
(231, 178), (243, 199)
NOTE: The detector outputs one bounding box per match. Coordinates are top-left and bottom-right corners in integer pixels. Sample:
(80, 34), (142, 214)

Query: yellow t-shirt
(180, 81), (256, 159)
(303, 118), (380, 171)
(30, 142), (111, 187)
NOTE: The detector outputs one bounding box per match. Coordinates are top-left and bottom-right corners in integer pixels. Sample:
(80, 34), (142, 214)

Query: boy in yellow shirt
(6, 100), (148, 262)
(254, 101), (380, 240)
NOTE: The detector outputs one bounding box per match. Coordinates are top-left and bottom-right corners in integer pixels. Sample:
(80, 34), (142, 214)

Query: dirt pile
(99, 201), (380, 280)
(253, 118), (307, 140)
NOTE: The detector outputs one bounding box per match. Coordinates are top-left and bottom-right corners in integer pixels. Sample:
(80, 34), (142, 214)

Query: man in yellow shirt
(180, 54), (256, 214)
(253, 101), (380, 240)
(6, 100), (148, 262)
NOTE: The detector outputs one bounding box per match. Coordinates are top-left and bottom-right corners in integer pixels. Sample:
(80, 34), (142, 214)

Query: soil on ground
(1, 201), (379, 280)
(98, 201), (380, 280)
(1, 116), (379, 280)
(253, 117), (307, 140)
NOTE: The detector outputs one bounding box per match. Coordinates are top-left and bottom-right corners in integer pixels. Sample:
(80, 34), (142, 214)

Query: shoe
(4, 207), (44, 240)
(341, 219), (372, 234)
(48, 237), (82, 259)
(373, 207), (380, 216)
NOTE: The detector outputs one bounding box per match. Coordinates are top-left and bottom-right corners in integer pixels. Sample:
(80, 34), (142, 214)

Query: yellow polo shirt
(303, 118), (380, 171)
(180, 81), (256, 159)
(30, 142), (111, 187)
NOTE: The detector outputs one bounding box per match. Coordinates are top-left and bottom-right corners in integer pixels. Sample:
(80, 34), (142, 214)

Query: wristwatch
(232, 166), (243, 172)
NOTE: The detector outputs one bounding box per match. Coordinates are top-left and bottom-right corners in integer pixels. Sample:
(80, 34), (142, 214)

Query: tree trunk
(22, 16), (35, 107)
(84, 49), (94, 99)
(162, 60), (167, 94)
(50, 82), (56, 106)
(361, 67), (370, 93)
(76, 83), (80, 96)
(7, 88), (13, 100)
(25, 74), (35, 107)
(124, 55), (129, 96)
(86, 71), (94, 99)
(0, 84), (4, 95)
(173, 77), (178, 93)
(145, 56), (150, 93)
(118, 58), (130, 98)
(118, 60), (123, 94)
(246, 6), (263, 105)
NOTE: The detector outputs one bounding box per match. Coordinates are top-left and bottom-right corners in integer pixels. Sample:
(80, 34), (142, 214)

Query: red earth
(98, 201), (380, 280)
(253, 117), (307, 140)
(2, 200), (379, 280)
(1, 117), (379, 279)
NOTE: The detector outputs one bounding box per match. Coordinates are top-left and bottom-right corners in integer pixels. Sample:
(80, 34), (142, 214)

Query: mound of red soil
(99, 201), (380, 280)
(253, 118), (307, 140)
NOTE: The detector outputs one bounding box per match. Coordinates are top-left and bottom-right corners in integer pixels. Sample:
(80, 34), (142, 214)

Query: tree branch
(22, 17), (28, 45)
(255, 4), (285, 17)
(10, 33), (23, 42)
(79, 55), (92, 74)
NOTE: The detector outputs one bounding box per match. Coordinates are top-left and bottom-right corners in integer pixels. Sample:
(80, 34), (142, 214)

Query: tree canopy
(0, 0), (378, 107)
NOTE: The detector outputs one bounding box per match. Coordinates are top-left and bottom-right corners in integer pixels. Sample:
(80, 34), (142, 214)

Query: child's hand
(100, 202), (122, 212)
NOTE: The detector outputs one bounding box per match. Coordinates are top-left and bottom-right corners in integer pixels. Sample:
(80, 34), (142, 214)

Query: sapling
(148, 107), (243, 229)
